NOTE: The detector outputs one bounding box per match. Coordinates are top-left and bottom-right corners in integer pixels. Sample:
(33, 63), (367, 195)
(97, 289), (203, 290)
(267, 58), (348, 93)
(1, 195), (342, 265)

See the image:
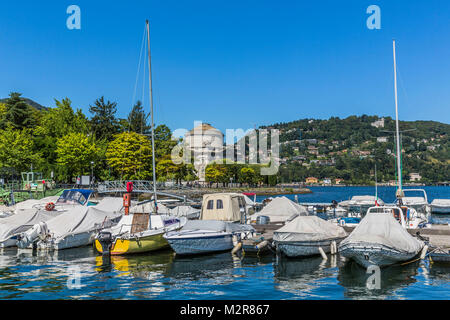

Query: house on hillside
(409, 173), (422, 182)
(305, 177), (318, 184)
(307, 145), (319, 155)
(371, 118), (385, 128)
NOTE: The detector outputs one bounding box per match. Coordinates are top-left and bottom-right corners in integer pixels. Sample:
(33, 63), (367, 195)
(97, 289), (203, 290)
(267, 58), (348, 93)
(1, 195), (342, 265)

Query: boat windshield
(368, 207), (403, 223)
(56, 190), (90, 205)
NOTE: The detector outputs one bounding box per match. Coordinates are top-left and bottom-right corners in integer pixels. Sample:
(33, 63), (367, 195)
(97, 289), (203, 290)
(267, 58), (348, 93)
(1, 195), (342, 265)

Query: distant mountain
(259, 115), (449, 184)
(0, 97), (47, 111)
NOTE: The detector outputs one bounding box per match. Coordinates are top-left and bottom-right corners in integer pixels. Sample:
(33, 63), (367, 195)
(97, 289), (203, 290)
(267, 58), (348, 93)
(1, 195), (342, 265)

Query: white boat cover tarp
(0, 209), (60, 241)
(45, 206), (122, 239)
(180, 220), (254, 233)
(130, 202), (200, 218)
(340, 212), (423, 253)
(169, 206), (200, 219)
(339, 195), (385, 206)
(129, 202), (170, 214)
(250, 196), (308, 223)
(273, 216), (347, 242)
(402, 197), (427, 205)
(94, 197), (124, 213)
(431, 199), (450, 206)
(243, 195), (255, 206)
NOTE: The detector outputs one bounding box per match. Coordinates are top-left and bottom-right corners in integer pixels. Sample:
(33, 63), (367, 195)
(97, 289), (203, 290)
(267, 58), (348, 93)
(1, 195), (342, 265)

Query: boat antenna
(393, 40), (404, 200)
(146, 20), (158, 214)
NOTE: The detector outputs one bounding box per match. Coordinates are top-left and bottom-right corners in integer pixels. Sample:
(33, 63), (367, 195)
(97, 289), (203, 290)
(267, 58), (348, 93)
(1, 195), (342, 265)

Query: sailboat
(94, 20), (186, 255)
(339, 40), (425, 268)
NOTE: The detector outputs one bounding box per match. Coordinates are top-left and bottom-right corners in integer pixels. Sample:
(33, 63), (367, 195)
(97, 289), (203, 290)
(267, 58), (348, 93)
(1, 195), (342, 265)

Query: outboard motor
(17, 222), (49, 249)
(97, 231), (113, 255)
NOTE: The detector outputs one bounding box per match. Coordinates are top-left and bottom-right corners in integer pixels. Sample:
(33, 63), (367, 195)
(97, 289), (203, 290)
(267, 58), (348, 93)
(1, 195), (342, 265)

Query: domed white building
(184, 123), (224, 182)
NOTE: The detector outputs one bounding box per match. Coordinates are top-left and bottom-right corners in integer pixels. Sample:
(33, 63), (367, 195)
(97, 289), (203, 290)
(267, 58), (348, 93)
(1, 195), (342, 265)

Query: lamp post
(90, 161), (94, 187)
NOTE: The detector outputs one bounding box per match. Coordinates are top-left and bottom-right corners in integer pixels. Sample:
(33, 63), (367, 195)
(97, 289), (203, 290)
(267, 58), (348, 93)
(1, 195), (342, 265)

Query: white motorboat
(273, 215), (347, 258)
(17, 197), (124, 250)
(339, 206), (424, 268)
(400, 189), (431, 220)
(326, 206), (348, 217)
(431, 199), (450, 214)
(338, 195), (385, 216)
(0, 189), (96, 248)
(339, 40), (426, 269)
(164, 220), (254, 255)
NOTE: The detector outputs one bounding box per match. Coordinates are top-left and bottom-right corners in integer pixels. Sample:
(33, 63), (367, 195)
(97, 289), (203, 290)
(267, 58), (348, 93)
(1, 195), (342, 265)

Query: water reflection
(95, 249), (173, 279)
(274, 256), (336, 298)
(337, 259), (419, 299)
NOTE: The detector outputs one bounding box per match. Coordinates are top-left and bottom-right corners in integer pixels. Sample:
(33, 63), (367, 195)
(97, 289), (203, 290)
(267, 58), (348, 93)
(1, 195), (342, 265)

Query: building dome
(184, 123), (224, 182)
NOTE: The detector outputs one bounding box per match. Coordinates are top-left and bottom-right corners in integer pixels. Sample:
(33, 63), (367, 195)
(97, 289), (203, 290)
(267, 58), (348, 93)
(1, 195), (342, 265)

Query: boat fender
(420, 245), (428, 260)
(339, 219), (345, 227)
(256, 240), (269, 250)
(231, 242), (242, 255)
(330, 241), (337, 255)
(318, 247), (328, 260)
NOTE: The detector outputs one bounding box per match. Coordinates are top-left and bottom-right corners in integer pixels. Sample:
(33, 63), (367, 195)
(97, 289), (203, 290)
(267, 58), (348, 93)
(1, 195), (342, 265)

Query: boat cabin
(200, 193), (247, 222)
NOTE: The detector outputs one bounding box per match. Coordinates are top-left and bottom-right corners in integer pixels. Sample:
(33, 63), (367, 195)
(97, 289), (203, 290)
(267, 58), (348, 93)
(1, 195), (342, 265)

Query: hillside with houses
(260, 115), (449, 185)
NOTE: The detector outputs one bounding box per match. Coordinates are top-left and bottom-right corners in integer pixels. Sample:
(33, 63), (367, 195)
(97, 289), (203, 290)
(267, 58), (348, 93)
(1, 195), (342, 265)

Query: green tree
(106, 132), (152, 180)
(239, 167), (257, 185)
(127, 100), (150, 134)
(4, 92), (36, 129)
(205, 163), (228, 185)
(154, 124), (178, 159)
(56, 133), (100, 180)
(0, 127), (41, 172)
(89, 96), (119, 141)
(0, 103), (6, 129)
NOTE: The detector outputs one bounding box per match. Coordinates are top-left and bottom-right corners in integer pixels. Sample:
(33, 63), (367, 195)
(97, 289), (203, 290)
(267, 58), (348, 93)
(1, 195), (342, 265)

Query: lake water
(0, 186), (449, 300)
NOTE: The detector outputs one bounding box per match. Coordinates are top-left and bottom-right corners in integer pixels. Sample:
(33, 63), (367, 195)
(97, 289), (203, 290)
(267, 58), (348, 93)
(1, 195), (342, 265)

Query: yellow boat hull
(95, 231), (169, 255)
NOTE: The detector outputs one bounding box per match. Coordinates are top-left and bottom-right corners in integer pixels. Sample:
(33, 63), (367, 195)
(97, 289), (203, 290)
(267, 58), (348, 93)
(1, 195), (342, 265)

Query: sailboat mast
(393, 40), (403, 197)
(146, 20), (158, 213)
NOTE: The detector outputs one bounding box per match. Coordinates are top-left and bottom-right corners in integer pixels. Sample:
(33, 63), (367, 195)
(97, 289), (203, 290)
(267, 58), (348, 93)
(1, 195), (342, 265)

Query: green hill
(260, 115), (449, 184)
(0, 97), (47, 111)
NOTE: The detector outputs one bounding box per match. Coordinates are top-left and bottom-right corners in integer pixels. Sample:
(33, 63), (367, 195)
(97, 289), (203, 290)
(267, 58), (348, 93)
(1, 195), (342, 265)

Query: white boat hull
(339, 242), (420, 268)
(431, 206), (450, 214)
(276, 238), (344, 258)
(165, 232), (234, 255)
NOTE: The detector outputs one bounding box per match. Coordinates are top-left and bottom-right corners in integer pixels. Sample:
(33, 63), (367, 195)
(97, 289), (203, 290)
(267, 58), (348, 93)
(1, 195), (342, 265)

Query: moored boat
(95, 212), (187, 255)
(17, 197), (124, 250)
(339, 206), (424, 268)
(431, 199), (450, 214)
(273, 215), (347, 258)
(163, 220), (254, 255)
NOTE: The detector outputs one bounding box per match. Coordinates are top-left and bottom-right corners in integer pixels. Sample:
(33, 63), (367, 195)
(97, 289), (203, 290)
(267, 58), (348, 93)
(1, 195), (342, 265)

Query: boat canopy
(431, 199), (450, 206)
(180, 219), (254, 233)
(340, 195), (385, 206)
(0, 209), (60, 243)
(251, 196), (308, 223)
(130, 201), (200, 219)
(57, 189), (93, 206)
(340, 211), (423, 254)
(41, 206), (122, 240)
(273, 215), (347, 242)
(200, 193), (246, 222)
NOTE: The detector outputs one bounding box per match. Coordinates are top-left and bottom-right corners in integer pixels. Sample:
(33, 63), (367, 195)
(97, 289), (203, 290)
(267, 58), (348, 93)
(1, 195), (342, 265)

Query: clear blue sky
(0, 1), (449, 134)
